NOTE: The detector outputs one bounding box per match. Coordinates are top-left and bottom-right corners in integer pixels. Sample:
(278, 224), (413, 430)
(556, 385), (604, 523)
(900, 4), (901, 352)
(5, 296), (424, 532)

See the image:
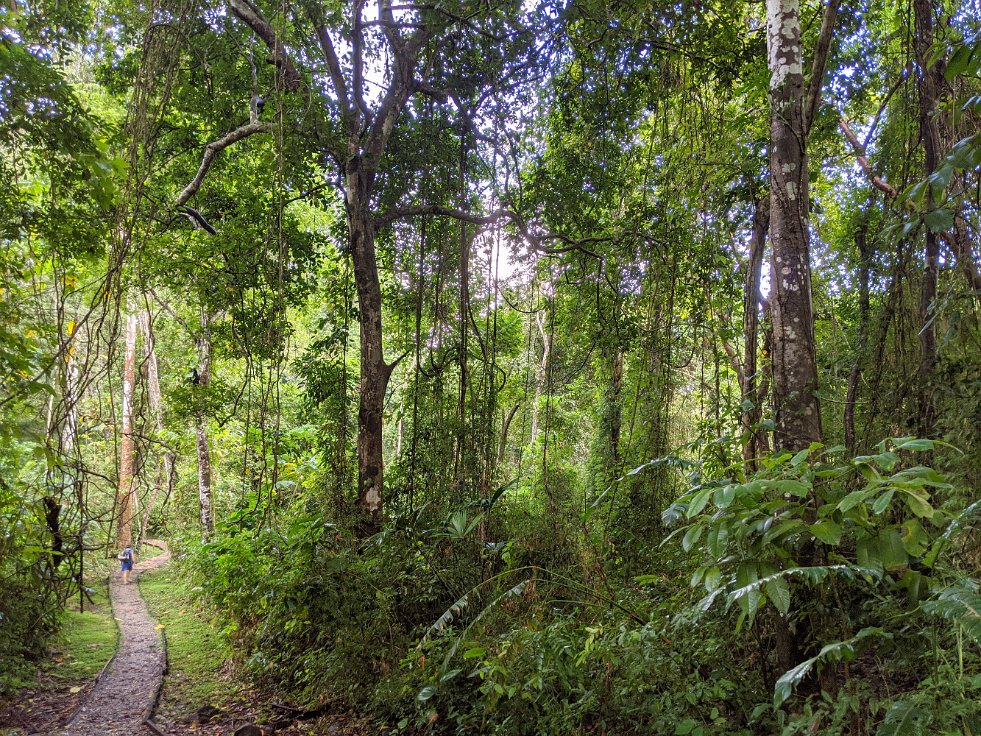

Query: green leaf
(417, 686), (436, 702)
(872, 490), (895, 514)
(790, 448), (810, 467)
(894, 438), (934, 452)
(878, 528), (909, 570)
(706, 524), (729, 557)
(921, 584), (981, 646)
(764, 576), (791, 615)
(945, 44), (975, 80)
(900, 490), (935, 519)
(462, 647), (487, 660)
(875, 699), (932, 735)
(764, 518), (803, 543)
(675, 719), (697, 735)
(900, 519), (929, 557)
(682, 524), (705, 551)
(703, 565), (722, 591)
(809, 521), (843, 546)
(774, 628), (884, 709)
(765, 479), (811, 497)
(838, 490), (870, 512)
(686, 486), (713, 517)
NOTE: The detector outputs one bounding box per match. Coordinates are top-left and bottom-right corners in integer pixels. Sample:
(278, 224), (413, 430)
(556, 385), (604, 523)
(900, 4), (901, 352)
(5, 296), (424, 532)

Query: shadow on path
(60, 540), (171, 736)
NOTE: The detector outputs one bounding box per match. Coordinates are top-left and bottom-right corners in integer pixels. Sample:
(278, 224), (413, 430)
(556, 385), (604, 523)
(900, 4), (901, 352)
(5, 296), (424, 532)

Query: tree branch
(804, 0), (841, 136)
(176, 119), (273, 206)
(227, 0), (301, 91)
(838, 117), (899, 198)
(374, 203), (506, 229)
(309, 13), (350, 116)
(374, 204), (610, 260)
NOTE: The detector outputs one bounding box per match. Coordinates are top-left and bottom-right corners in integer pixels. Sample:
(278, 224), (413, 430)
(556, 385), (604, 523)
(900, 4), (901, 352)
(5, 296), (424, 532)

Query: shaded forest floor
(140, 565), (380, 736)
(0, 547), (381, 736)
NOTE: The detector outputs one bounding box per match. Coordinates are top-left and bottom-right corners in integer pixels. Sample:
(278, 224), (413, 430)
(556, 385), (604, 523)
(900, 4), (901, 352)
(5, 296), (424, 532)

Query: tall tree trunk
(767, 0), (823, 453)
(117, 312), (139, 550)
(610, 350), (624, 473)
(743, 199), (770, 466)
(845, 221), (872, 455)
(913, 0), (941, 437)
(348, 160), (389, 528)
(139, 309), (176, 539)
(195, 310), (214, 534)
(529, 309), (550, 447)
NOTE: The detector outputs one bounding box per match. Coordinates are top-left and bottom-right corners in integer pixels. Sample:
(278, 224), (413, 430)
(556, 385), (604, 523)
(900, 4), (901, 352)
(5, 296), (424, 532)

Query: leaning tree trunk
(117, 312), (139, 550)
(913, 0), (941, 437)
(347, 160), (389, 528)
(767, 0), (823, 453)
(195, 310), (214, 535)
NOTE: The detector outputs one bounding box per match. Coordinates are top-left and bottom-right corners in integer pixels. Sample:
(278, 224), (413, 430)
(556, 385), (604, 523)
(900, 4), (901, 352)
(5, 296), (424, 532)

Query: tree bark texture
(845, 222), (872, 456)
(139, 310), (176, 539)
(117, 312), (139, 550)
(196, 311), (214, 534)
(767, 0), (823, 451)
(348, 162), (389, 526)
(914, 0), (941, 437)
(743, 200), (771, 466)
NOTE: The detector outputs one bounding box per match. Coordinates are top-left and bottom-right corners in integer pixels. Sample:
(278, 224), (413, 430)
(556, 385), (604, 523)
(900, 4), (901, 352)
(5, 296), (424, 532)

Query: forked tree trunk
(767, 0), (823, 453)
(117, 312), (139, 550)
(195, 310), (214, 534)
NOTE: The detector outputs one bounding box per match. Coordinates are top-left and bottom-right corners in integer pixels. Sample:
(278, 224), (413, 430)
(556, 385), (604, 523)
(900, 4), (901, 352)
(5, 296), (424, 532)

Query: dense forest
(1, 0), (980, 732)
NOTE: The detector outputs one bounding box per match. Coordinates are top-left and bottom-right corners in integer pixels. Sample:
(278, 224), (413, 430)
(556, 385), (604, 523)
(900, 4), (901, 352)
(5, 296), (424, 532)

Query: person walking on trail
(118, 546), (135, 584)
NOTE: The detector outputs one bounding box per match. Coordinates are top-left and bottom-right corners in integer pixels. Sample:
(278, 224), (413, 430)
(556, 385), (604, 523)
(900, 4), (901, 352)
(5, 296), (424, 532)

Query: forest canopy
(1, 0), (980, 732)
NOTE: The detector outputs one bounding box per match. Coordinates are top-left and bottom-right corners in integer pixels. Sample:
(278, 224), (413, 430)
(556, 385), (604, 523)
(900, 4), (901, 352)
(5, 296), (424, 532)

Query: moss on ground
(140, 566), (238, 719)
(49, 604), (117, 683)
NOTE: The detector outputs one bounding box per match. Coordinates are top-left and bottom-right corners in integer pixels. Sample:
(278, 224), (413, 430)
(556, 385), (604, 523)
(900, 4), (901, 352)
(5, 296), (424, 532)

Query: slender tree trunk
(195, 310), (214, 534)
(348, 160), (389, 528)
(610, 350), (624, 472)
(743, 200), (770, 467)
(139, 310), (176, 539)
(950, 212), (981, 303)
(529, 310), (550, 447)
(913, 0), (941, 437)
(767, 0), (823, 453)
(845, 222), (872, 455)
(117, 312), (139, 550)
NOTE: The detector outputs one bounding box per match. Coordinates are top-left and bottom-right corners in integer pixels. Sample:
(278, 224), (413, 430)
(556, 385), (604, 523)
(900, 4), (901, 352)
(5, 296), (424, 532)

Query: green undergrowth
(180, 440), (981, 735)
(140, 565), (239, 720)
(0, 578), (116, 694)
(48, 580), (116, 684)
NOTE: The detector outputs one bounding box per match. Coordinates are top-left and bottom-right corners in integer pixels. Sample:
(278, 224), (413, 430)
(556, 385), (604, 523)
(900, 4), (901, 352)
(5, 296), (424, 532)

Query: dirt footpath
(59, 540), (171, 736)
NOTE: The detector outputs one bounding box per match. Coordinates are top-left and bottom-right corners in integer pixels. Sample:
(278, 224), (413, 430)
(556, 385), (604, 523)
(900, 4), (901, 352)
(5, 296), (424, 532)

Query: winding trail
(60, 540), (171, 736)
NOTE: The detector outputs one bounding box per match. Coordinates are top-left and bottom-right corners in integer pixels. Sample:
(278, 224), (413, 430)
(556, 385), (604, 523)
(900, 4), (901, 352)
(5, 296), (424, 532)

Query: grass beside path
(50, 589), (117, 683)
(140, 565), (240, 722)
